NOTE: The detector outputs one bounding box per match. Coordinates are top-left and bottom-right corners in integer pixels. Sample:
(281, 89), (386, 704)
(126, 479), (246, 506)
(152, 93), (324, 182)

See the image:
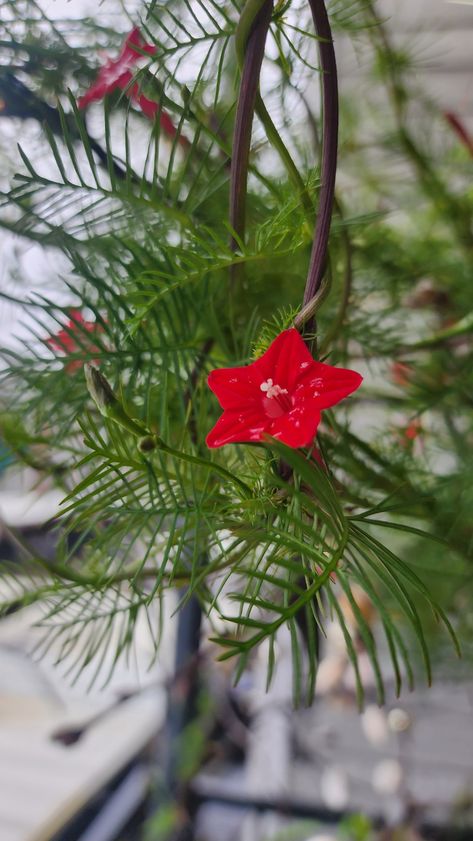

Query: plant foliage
(0, 0), (471, 704)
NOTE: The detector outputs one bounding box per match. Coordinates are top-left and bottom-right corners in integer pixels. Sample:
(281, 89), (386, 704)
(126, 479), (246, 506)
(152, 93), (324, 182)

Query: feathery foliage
(0, 0), (471, 704)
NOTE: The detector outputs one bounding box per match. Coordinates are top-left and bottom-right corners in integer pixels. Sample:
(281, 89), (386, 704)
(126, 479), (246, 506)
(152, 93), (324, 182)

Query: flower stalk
(84, 365), (251, 496)
(230, 0), (274, 253)
(300, 0), (339, 334)
(234, 1), (314, 229)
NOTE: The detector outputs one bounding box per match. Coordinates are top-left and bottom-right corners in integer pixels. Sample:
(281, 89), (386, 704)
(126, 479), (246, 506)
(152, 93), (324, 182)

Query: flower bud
(85, 364), (117, 412)
(84, 364), (147, 438)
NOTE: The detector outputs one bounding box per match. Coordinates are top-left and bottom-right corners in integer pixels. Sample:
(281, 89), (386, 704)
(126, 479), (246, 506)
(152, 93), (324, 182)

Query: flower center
(260, 378), (292, 417)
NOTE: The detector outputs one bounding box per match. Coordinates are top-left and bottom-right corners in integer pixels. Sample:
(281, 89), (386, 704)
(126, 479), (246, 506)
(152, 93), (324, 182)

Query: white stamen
(260, 378), (288, 399)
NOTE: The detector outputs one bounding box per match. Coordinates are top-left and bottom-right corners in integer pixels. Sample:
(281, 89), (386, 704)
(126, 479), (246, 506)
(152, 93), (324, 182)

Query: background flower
(78, 27), (186, 144)
(46, 310), (103, 372)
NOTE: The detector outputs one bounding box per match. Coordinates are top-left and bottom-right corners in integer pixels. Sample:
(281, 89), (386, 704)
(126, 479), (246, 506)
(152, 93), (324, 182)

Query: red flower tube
(206, 328), (362, 449)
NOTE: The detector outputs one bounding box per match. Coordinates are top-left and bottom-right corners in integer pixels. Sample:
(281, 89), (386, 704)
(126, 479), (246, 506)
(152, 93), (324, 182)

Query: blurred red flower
(400, 418), (423, 449)
(206, 328), (362, 449)
(46, 310), (103, 373)
(78, 28), (186, 144)
(391, 361), (413, 387)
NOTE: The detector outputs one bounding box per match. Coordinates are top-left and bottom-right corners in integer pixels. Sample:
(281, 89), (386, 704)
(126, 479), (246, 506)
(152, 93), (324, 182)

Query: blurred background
(0, 1), (472, 840)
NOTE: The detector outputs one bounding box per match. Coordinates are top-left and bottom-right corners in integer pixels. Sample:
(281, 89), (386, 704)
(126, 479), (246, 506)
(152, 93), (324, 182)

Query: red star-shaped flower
(206, 328), (362, 448)
(46, 310), (103, 373)
(78, 28), (185, 144)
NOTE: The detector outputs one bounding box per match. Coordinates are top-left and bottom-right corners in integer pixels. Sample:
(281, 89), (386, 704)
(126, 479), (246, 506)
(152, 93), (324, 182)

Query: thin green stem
(158, 441), (253, 499)
(254, 95), (314, 220)
(318, 200), (353, 354)
(398, 309), (473, 353)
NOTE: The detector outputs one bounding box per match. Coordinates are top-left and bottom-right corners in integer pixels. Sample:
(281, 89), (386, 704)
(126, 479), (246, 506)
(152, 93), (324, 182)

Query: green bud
(84, 364), (148, 438)
(84, 364), (117, 412)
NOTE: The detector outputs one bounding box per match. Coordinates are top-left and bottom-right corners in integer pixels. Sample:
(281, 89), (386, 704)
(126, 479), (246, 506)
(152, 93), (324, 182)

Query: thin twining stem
(230, 0), (274, 252)
(301, 0), (339, 330)
(234, 1), (314, 223)
(292, 85), (352, 349)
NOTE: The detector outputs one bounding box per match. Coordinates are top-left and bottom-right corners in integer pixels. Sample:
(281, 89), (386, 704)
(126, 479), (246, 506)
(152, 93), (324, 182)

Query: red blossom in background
(46, 310), (103, 372)
(78, 27), (187, 145)
(391, 360), (413, 387)
(206, 328), (362, 449)
(78, 28), (156, 107)
(399, 418), (423, 449)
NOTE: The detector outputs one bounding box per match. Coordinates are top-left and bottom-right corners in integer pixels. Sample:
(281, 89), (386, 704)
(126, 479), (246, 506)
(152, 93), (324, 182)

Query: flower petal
(296, 361), (362, 410)
(251, 328), (315, 391)
(205, 330), (362, 450)
(46, 330), (74, 353)
(122, 27), (156, 62)
(207, 367), (260, 410)
(78, 28), (156, 109)
(206, 410), (267, 448)
(69, 310), (86, 325)
(268, 406), (321, 448)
